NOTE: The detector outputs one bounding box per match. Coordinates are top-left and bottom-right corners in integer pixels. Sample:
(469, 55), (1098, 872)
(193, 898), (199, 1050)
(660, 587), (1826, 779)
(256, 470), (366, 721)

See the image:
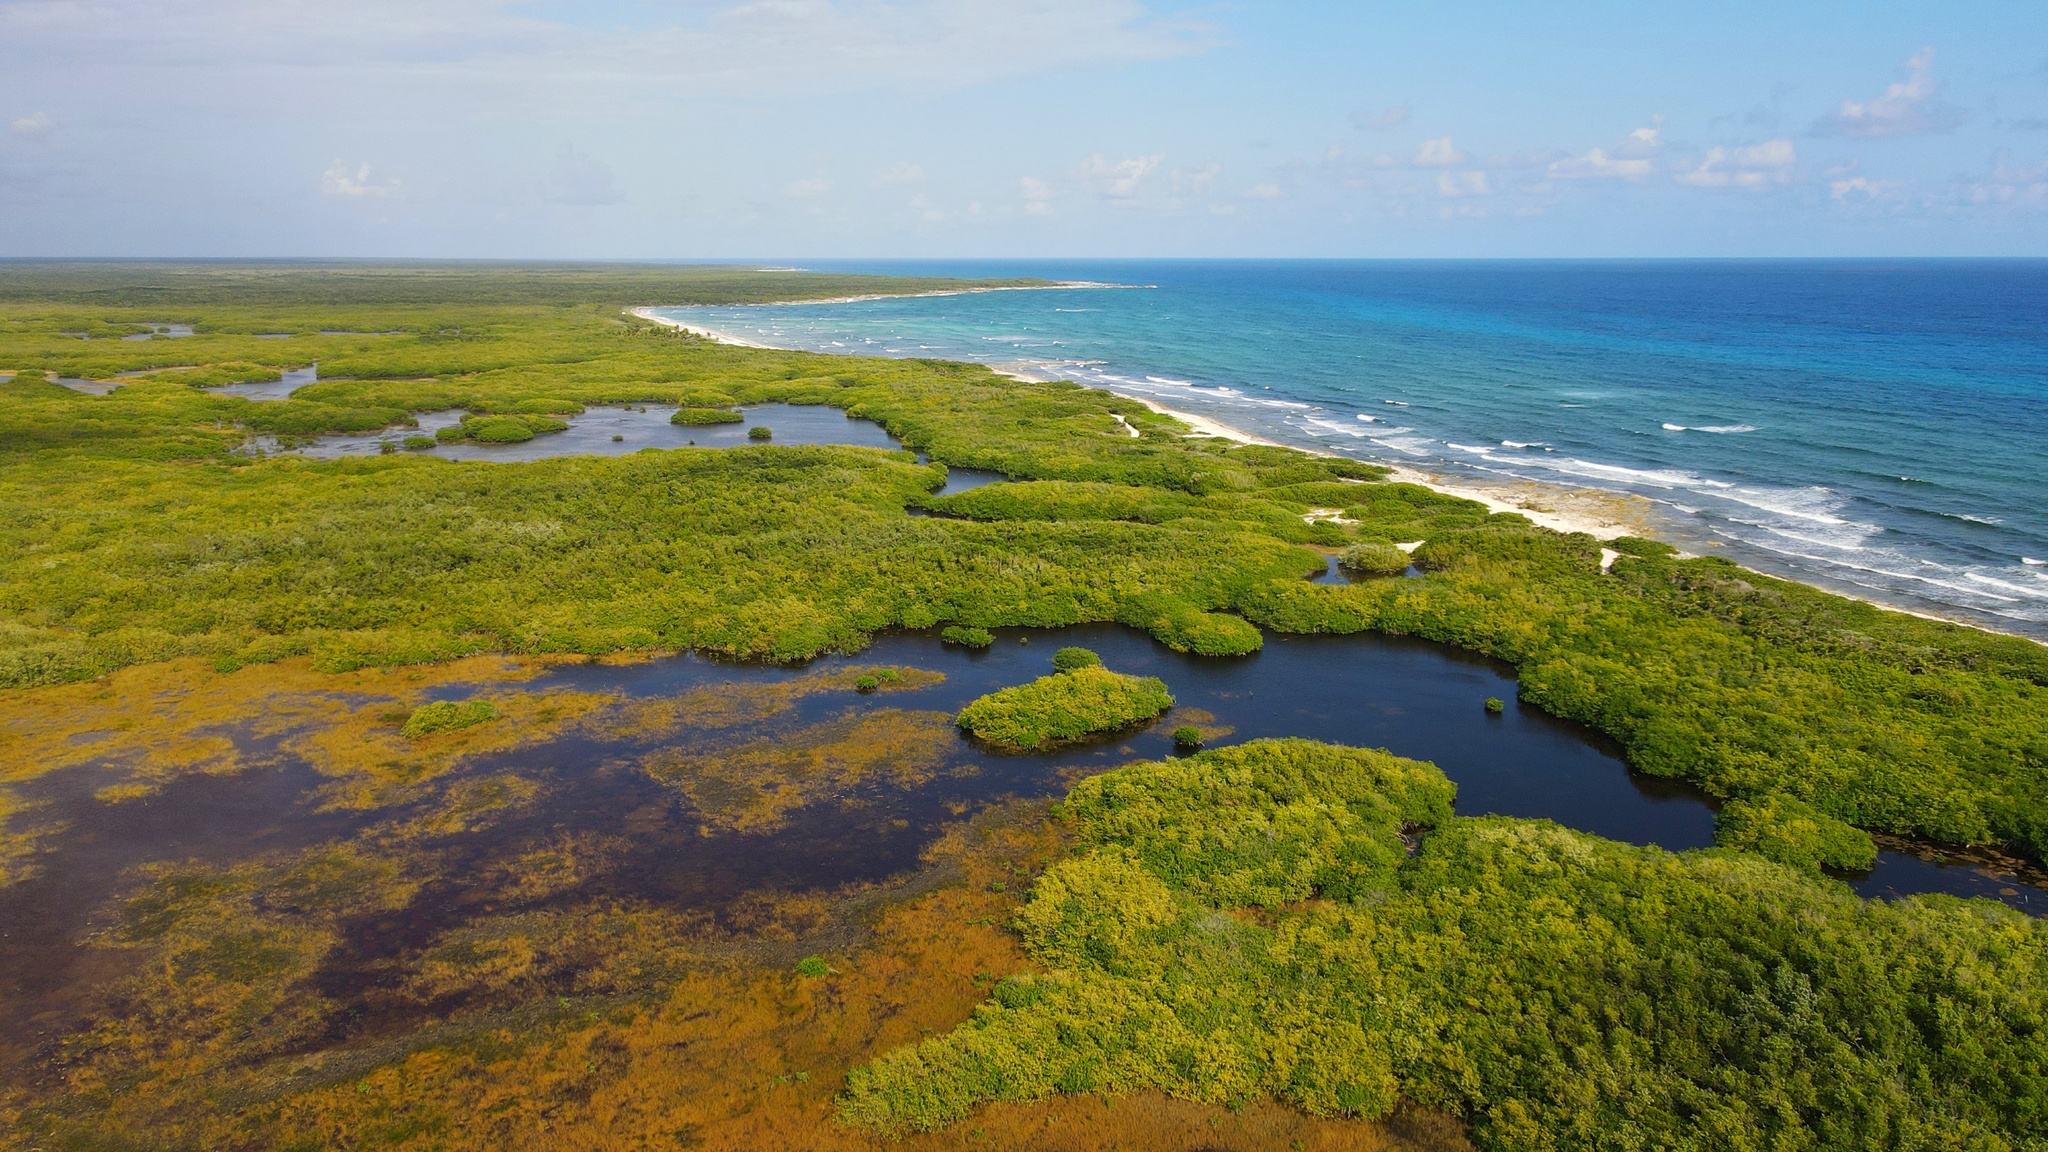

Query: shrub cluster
(955, 665), (1174, 752)
(670, 407), (743, 425)
(433, 412), (571, 444)
(1717, 793), (1878, 872)
(841, 740), (2048, 1150)
(1337, 537), (1409, 577)
(940, 626), (994, 648)
(398, 698), (499, 739)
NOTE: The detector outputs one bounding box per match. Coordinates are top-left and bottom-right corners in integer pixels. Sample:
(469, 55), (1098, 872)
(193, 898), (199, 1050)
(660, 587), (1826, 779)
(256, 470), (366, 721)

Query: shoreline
(632, 281), (1135, 319)
(636, 303), (2039, 643)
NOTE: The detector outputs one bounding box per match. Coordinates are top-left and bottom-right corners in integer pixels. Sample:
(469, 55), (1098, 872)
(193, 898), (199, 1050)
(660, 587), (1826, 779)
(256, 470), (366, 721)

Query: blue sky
(2, 0), (2044, 257)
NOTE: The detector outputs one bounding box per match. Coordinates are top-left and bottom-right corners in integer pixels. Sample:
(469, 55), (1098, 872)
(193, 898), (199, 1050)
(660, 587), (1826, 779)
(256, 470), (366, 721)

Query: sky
(2, 0), (2046, 258)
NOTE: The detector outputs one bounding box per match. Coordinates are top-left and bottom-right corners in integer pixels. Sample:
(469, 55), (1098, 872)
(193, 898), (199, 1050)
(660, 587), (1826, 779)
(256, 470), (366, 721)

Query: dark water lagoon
(267, 400), (908, 462)
(4, 619), (2041, 1075)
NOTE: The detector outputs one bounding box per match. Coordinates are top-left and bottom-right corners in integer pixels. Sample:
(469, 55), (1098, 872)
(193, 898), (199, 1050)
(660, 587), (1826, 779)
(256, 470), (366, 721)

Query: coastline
(631, 281), (1134, 319)
(638, 306), (1654, 543)
(634, 304), (2039, 640)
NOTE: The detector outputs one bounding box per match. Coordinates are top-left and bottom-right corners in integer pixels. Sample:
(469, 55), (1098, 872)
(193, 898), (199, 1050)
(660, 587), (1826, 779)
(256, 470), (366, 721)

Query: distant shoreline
(638, 304), (1650, 542)
(635, 300), (2048, 645)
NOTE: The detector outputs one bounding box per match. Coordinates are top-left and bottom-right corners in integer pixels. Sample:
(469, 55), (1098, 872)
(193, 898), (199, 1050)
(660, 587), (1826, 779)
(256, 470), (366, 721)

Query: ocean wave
(1145, 375), (1195, 386)
(2027, 557), (2046, 567)
(1373, 436), (1437, 456)
(1716, 487), (1852, 526)
(1301, 417), (1369, 438)
(1965, 572), (2048, 600)
(1445, 443), (1496, 456)
(1384, 400), (1409, 407)
(1501, 440), (1545, 449)
(1537, 457), (1713, 490)
(1662, 423), (1759, 434)
(1356, 414), (1378, 423)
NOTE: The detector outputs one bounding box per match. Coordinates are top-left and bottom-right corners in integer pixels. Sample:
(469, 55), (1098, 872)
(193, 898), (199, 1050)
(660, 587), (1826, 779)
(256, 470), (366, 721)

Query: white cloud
(1548, 125), (1660, 180)
(1967, 155), (2048, 207)
(786, 176), (831, 198)
(1548, 148), (1652, 180)
(1078, 152), (1162, 198)
(320, 161), (396, 197)
(1830, 176), (1896, 202)
(0, 0), (1214, 99)
(1412, 136), (1464, 167)
(1352, 104), (1409, 130)
(9, 111), (50, 136)
(1435, 170), (1490, 197)
(1020, 176), (1054, 215)
(542, 146), (622, 205)
(1172, 162), (1219, 194)
(872, 162), (925, 188)
(1676, 139), (1796, 188)
(1244, 182), (1282, 199)
(1817, 47), (1965, 138)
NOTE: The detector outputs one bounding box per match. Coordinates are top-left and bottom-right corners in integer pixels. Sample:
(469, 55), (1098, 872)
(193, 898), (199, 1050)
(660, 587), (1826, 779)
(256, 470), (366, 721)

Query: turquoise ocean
(659, 260), (2048, 639)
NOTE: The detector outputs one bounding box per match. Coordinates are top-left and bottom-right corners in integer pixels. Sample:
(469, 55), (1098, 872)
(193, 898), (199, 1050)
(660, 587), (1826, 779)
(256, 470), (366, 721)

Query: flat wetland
(7, 621), (2040, 1102)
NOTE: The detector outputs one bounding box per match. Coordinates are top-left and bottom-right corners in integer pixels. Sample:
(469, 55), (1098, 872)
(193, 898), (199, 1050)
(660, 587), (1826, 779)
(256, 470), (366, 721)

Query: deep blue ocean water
(660, 260), (2048, 638)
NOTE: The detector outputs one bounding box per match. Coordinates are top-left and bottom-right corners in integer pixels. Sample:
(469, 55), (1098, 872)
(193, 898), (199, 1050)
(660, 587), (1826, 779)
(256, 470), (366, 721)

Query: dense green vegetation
(2, 261), (2045, 867)
(1339, 538), (1410, 576)
(841, 739), (2048, 1151)
(955, 663), (1176, 752)
(1050, 646), (1103, 672)
(1717, 793), (1879, 872)
(671, 406), (743, 425)
(399, 698), (500, 738)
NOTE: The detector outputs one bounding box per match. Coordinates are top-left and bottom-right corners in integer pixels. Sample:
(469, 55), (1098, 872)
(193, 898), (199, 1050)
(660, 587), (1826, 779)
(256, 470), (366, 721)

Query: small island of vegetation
(955, 649), (1174, 751)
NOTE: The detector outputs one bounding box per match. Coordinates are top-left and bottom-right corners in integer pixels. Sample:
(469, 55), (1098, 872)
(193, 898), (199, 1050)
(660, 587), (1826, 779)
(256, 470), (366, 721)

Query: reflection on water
(0, 622), (2039, 1080)
(209, 363), (319, 401)
(276, 401), (907, 461)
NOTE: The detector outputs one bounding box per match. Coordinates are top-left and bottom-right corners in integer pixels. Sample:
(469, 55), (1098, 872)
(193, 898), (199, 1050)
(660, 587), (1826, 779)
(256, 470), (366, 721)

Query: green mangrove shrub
(670, 406), (743, 425)
(1338, 538), (1410, 577)
(840, 739), (2048, 1151)
(940, 626), (994, 648)
(955, 666), (1174, 752)
(399, 699), (499, 739)
(1172, 725), (1204, 749)
(435, 412), (570, 444)
(1717, 793), (1878, 872)
(1050, 646), (1102, 673)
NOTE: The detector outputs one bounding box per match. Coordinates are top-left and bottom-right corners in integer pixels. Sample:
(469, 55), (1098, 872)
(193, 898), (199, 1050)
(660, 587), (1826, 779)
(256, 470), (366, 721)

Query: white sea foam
(1663, 423), (1759, 434)
(1501, 440), (1543, 449)
(1717, 487), (1850, 526)
(1375, 436), (1437, 456)
(1145, 375), (1195, 386)
(1445, 443), (1496, 456)
(2026, 557), (2047, 566)
(1384, 399), (1409, 407)
(1966, 572), (2048, 599)
(1356, 414), (1378, 423)
(1301, 417), (1369, 438)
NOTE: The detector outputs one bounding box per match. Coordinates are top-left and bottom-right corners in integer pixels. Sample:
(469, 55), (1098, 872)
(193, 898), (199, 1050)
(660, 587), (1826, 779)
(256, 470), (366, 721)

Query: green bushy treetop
(955, 666), (1174, 752)
(842, 739), (2048, 1150)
